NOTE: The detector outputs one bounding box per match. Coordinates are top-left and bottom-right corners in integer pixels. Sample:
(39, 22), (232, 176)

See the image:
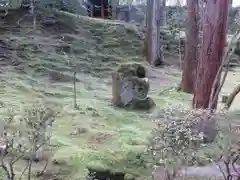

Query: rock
(222, 95), (228, 103)
(178, 161), (240, 178)
(127, 97), (155, 110)
(155, 161), (240, 179)
(87, 167), (125, 180)
(112, 63), (155, 110)
(124, 173), (135, 180)
(42, 15), (58, 26)
(70, 127), (88, 136)
(190, 115), (218, 143)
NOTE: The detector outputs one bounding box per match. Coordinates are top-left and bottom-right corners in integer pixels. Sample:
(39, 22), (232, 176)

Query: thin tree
(159, 0), (166, 27)
(180, 0), (200, 93)
(111, 0), (119, 19)
(30, 0), (36, 30)
(193, 0), (229, 109)
(145, 0), (164, 66)
(70, 47), (78, 109)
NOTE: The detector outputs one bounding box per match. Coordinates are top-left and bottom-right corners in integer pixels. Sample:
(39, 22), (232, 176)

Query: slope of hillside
(1, 9), (145, 77)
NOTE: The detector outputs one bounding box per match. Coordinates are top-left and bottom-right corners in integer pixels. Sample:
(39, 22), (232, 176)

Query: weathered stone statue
(112, 63), (155, 110)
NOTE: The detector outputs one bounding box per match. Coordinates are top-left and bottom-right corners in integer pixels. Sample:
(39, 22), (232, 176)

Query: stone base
(112, 63), (155, 110)
(124, 97), (156, 110)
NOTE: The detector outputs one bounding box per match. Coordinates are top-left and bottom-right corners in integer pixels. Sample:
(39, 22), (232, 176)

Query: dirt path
(221, 68), (240, 111)
(145, 63), (180, 95)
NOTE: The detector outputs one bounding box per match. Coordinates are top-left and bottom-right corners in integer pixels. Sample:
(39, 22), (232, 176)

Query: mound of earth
(0, 8), (145, 79)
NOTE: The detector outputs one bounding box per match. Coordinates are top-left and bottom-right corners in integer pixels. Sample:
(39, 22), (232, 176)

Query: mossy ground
(0, 9), (189, 179)
(0, 9), (239, 180)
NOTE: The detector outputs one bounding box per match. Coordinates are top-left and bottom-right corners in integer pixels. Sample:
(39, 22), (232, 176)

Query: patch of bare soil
(144, 63), (179, 95)
(32, 157), (73, 180)
(88, 132), (113, 144)
(35, 164), (71, 180)
(48, 70), (79, 83)
(70, 127), (89, 136)
(0, 149), (71, 180)
(0, 39), (16, 67)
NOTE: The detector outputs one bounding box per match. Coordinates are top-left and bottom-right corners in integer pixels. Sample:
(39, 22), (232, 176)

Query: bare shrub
(205, 119), (240, 180)
(0, 102), (60, 180)
(149, 107), (240, 180)
(149, 107), (207, 179)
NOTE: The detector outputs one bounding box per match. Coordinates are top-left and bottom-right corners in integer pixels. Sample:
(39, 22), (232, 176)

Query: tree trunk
(111, 0), (119, 20)
(193, 0), (229, 109)
(180, 0), (200, 93)
(229, 0), (233, 8)
(228, 0), (233, 32)
(146, 0), (164, 66)
(143, 0), (151, 57)
(159, 0), (166, 27)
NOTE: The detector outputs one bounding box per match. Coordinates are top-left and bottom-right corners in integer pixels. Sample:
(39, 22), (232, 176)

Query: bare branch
(208, 30), (240, 109)
(232, 156), (240, 177)
(208, 30), (240, 108)
(19, 161), (30, 180)
(0, 103), (56, 179)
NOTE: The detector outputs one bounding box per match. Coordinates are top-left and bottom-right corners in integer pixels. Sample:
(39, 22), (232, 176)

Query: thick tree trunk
(180, 0), (200, 93)
(146, 0), (164, 66)
(193, 0), (229, 109)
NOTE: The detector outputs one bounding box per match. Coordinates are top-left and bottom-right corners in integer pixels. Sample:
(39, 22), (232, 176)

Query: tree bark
(111, 0), (119, 20)
(229, 0), (233, 8)
(180, 0), (200, 93)
(159, 0), (166, 27)
(146, 0), (164, 66)
(193, 0), (229, 109)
